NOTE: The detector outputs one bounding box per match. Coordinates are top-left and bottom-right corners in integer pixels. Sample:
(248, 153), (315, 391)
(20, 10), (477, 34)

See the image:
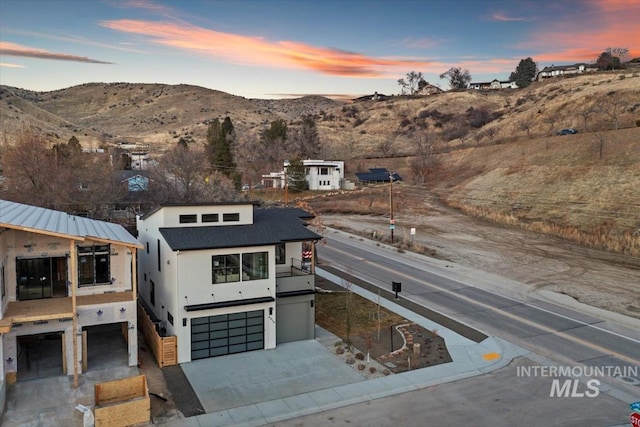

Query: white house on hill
(262, 160), (345, 191)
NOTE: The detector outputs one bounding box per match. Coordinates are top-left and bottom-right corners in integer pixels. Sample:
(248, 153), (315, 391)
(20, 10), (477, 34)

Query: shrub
(369, 366), (377, 374)
(357, 363), (366, 370)
(355, 352), (365, 360)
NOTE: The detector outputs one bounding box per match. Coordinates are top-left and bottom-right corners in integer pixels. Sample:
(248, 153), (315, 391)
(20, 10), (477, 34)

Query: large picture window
(242, 252), (268, 281)
(212, 252), (268, 283)
(78, 244), (110, 286)
(212, 254), (240, 284)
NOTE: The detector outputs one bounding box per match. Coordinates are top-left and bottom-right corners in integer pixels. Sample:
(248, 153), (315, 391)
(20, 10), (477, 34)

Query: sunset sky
(1, 0), (638, 99)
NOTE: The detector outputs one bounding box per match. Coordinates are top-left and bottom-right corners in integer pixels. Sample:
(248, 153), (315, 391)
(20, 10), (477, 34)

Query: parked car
(557, 128), (578, 135)
(241, 184), (250, 191)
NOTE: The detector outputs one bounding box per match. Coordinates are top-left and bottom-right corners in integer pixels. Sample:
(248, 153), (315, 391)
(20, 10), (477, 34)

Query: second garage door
(191, 310), (264, 360)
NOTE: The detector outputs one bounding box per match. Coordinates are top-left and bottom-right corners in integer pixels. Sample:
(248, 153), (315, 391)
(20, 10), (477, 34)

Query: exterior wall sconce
(269, 307), (273, 315)
(128, 322), (135, 330)
(182, 318), (187, 327)
(6, 357), (13, 364)
(110, 277), (116, 284)
(96, 309), (103, 317)
(120, 307), (126, 314)
(310, 300), (314, 308)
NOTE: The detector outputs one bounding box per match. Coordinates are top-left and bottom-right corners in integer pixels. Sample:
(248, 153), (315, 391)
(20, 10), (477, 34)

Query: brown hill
(1, 71), (638, 256)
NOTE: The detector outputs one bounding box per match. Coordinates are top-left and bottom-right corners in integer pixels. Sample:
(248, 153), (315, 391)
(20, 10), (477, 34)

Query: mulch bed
(316, 276), (452, 373)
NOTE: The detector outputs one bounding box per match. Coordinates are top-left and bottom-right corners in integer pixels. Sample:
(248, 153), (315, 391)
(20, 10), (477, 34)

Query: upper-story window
(179, 214), (197, 224)
(223, 213), (240, 222)
(78, 244), (110, 286)
(212, 251), (269, 283)
(275, 243), (286, 265)
(243, 252), (268, 280)
(319, 167), (329, 175)
(212, 254), (240, 283)
(202, 213), (219, 223)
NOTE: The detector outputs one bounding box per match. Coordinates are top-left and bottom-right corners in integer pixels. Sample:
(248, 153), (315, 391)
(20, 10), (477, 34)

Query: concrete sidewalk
(157, 270), (528, 427)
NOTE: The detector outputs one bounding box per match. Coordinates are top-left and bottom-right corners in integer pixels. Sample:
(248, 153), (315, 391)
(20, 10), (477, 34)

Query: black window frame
(179, 214), (197, 224)
(223, 212), (240, 222)
(202, 213), (219, 223)
(275, 243), (286, 265)
(77, 244), (111, 287)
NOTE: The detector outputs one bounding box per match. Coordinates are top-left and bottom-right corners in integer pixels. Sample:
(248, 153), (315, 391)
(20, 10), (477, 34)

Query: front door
(16, 257), (68, 300)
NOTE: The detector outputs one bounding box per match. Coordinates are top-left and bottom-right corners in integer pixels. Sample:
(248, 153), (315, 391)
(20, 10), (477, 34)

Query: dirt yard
(307, 184), (640, 320)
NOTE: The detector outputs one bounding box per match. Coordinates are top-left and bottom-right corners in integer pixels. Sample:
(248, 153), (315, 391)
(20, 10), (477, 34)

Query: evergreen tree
(287, 158), (308, 192)
(509, 57), (537, 88)
(207, 117), (240, 189)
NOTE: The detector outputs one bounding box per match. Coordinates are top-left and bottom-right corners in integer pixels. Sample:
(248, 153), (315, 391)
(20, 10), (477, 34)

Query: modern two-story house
(0, 200), (142, 403)
(136, 202), (322, 363)
(262, 160), (345, 191)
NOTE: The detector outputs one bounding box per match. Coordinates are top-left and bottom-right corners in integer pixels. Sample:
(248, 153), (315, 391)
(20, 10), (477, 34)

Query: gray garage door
(191, 310), (264, 360)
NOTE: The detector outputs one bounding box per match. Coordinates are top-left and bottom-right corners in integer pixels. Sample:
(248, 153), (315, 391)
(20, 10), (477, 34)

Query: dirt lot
(308, 184), (640, 320)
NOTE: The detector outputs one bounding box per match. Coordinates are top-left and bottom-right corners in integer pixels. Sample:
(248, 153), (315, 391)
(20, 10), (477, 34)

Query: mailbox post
(392, 281), (401, 299)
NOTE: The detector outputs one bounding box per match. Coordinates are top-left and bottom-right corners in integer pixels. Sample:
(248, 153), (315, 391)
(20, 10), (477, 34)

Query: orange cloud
(0, 41), (113, 64)
(100, 19), (431, 77)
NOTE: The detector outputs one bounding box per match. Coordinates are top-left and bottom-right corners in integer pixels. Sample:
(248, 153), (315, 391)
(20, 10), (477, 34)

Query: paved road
(272, 357), (632, 427)
(316, 229), (640, 397)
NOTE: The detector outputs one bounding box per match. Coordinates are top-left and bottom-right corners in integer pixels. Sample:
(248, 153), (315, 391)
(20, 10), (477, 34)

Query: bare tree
(484, 127), (499, 144)
(518, 120), (532, 138)
(576, 103), (595, 132)
(397, 71), (425, 95)
(542, 111), (558, 135)
(377, 139), (395, 158)
(150, 144), (237, 203)
(603, 97), (624, 130)
(0, 127), (65, 208)
(408, 130), (434, 184)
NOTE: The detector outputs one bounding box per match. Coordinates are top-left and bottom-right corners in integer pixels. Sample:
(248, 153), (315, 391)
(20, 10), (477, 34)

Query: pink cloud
(516, 0), (640, 63)
(0, 42), (113, 64)
(100, 19), (432, 77)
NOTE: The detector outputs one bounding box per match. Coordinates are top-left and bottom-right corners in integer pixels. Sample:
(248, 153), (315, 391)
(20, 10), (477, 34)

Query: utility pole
(284, 169), (289, 206)
(389, 172), (394, 243)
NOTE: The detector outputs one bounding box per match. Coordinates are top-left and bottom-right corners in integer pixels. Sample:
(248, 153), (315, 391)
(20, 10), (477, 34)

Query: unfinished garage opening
(17, 332), (64, 382)
(82, 323), (129, 371)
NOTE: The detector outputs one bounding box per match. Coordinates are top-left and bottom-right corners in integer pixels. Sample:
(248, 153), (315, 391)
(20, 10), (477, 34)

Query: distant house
(536, 63), (598, 81)
(352, 92), (392, 102)
(117, 170), (149, 192)
(469, 79), (517, 90)
(355, 168), (401, 183)
(262, 160), (345, 191)
(416, 82), (444, 95)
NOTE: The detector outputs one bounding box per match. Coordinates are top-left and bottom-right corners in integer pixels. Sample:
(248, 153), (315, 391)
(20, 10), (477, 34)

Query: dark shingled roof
(159, 207), (321, 251)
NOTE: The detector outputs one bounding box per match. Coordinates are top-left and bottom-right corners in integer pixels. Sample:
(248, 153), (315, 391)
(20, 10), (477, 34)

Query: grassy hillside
(1, 70), (638, 256)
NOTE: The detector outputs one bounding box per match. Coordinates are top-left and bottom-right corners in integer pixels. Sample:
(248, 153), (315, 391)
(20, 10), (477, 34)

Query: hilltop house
(262, 160), (345, 191)
(0, 200), (142, 398)
(536, 63), (599, 81)
(136, 202), (322, 363)
(469, 79), (518, 90)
